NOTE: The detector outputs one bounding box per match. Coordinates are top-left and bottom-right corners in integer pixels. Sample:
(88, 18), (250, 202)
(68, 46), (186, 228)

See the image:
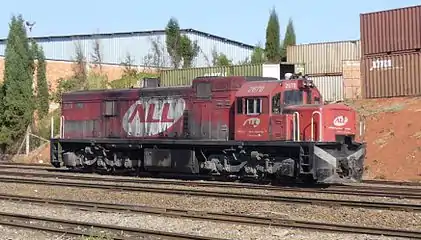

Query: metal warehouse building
(0, 29), (254, 68)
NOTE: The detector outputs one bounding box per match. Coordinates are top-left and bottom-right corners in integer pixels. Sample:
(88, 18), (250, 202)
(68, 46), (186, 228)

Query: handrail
(292, 112), (300, 141)
(60, 116), (65, 138)
(311, 111), (323, 142)
(50, 116), (54, 139)
(359, 120), (366, 141)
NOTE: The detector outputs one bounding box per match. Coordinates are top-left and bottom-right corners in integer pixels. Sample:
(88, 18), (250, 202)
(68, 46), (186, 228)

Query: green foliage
(110, 72), (159, 89)
(109, 53), (158, 89)
(36, 46), (49, 116)
(251, 43), (266, 64)
(73, 42), (88, 88)
(165, 17), (182, 68)
(86, 72), (109, 90)
(265, 8), (281, 63)
(52, 42), (89, 103)
(33, 109), (60, 141)
(211, 49), (233, 67)
(180, 35), (199, 68)
(165, 17), (200, 69)
(280, 18), (296, 61)
(0, 15), (35, 150)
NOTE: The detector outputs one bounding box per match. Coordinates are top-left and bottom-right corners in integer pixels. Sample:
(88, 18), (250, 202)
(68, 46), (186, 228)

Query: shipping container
(308, 75), (344, 102)
(362, 52), (421, 98)
(286, 40), (360, 75)
(160, 63), (296, 86)
(342, 60), (362, 99)
(160, 64), (263, 86)
(360, 5), (421, 56)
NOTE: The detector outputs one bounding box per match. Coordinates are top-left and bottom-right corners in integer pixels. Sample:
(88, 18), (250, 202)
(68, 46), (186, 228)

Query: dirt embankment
(348, 97), (421, 181)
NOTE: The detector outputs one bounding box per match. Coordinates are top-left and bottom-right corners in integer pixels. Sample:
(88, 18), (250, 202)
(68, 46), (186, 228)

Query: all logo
(333, 115), (348, 127)
(243, 117), (261, 128)
(122, 98), (186, 137)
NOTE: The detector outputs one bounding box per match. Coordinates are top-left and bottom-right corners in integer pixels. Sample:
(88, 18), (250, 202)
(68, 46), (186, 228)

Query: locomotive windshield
(284, 90), (303, 105)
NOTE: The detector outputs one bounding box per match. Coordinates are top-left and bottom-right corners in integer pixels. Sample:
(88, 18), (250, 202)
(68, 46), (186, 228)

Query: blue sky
(0, 0), (420, 45)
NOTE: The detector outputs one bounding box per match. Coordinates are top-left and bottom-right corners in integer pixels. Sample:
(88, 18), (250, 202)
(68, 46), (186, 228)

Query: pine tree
(165, 17), (182, 68)
(281, 18), (296, 61)
(0, 15), (35, 150)
(265, 8), (281, 63)
(37, 46), (49, 116)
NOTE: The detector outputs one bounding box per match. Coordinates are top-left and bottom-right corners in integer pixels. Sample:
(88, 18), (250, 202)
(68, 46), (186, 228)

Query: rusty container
(362, 52), (421, 98)
(360, 5), (421, 56)
(342, 60), (362, 99)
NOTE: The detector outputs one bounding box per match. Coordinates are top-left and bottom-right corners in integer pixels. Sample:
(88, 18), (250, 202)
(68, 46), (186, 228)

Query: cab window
(272, 93), (281, 114)
(236, 97), (244, 114)
(284, 90), (303, 105)
(246, 98), (262, 115)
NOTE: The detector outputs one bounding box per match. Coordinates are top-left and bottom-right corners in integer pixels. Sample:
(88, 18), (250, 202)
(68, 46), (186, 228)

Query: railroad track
(0, 176), (420, 212)
(2, 162), (421, 187)
(0, 211), (223, 240)
(0, 169), (420, 200)
(1, 193), (420, 239)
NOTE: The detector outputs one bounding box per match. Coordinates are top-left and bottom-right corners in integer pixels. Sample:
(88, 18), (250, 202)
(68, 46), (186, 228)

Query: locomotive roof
(235, 80), (281, 97)
(62, 85), (192, 101)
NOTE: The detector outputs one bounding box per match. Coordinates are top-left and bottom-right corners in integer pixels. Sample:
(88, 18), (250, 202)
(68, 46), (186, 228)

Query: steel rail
(0, 176), (420, 212)
(1, 193), (420, 239)
(2, 162), (421, 188)
(1, 162), (421, 186)
(0, 211), (224, 240)
(0, 169), (420, 200)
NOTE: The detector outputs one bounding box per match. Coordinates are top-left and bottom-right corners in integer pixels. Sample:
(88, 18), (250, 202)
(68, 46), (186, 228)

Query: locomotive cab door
(235, 97), (269, 141)
(103, 100), (119, 138)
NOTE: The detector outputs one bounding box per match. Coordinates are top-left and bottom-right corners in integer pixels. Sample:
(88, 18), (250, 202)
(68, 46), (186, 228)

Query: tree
(211, 49), (232, 67)
(36, 46), (49, 116)
(165, 17), (182, 68)
(73, 42), (87, 89)
(0, 15), (35, 151)
(180, 35), (199, 68)
(143, 37), (168, 70)
(251, 43), (266, 64)
(165, 17), (200, 69)
(280, 18), (296, 61)
(88, 38), (108, 89)
(265, 8), (281, 63)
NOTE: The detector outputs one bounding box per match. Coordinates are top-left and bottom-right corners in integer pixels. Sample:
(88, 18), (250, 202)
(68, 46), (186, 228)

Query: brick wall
(0, 57), (159, 92)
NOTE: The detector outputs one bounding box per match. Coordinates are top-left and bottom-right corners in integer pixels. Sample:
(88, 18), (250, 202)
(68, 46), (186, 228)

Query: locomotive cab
(234, 76), (322, 141)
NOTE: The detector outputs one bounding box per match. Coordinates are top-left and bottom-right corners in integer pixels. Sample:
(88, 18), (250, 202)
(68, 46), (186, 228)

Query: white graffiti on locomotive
(122, 98), (186, 137)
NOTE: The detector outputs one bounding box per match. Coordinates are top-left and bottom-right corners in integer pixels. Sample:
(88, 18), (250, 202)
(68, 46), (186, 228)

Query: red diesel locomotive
(50, 74), (366, 184)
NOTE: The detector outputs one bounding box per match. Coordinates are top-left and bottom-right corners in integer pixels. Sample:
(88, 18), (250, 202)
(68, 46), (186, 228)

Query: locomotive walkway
(0, 166), (420, 200)
(0, 175), (420, 212)
(0, 193), (419, 239)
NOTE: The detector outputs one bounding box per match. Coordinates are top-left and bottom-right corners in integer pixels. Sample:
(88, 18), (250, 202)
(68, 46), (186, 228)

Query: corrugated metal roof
(0, 29), (255, 68)
(0, 28), (254, 49)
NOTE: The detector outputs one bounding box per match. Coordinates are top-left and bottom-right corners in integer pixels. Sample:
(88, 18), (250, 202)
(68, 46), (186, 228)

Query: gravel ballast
(0, 200), (412, 240)
(0, 182), (419, 232)
(0, 171), (420, 205)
